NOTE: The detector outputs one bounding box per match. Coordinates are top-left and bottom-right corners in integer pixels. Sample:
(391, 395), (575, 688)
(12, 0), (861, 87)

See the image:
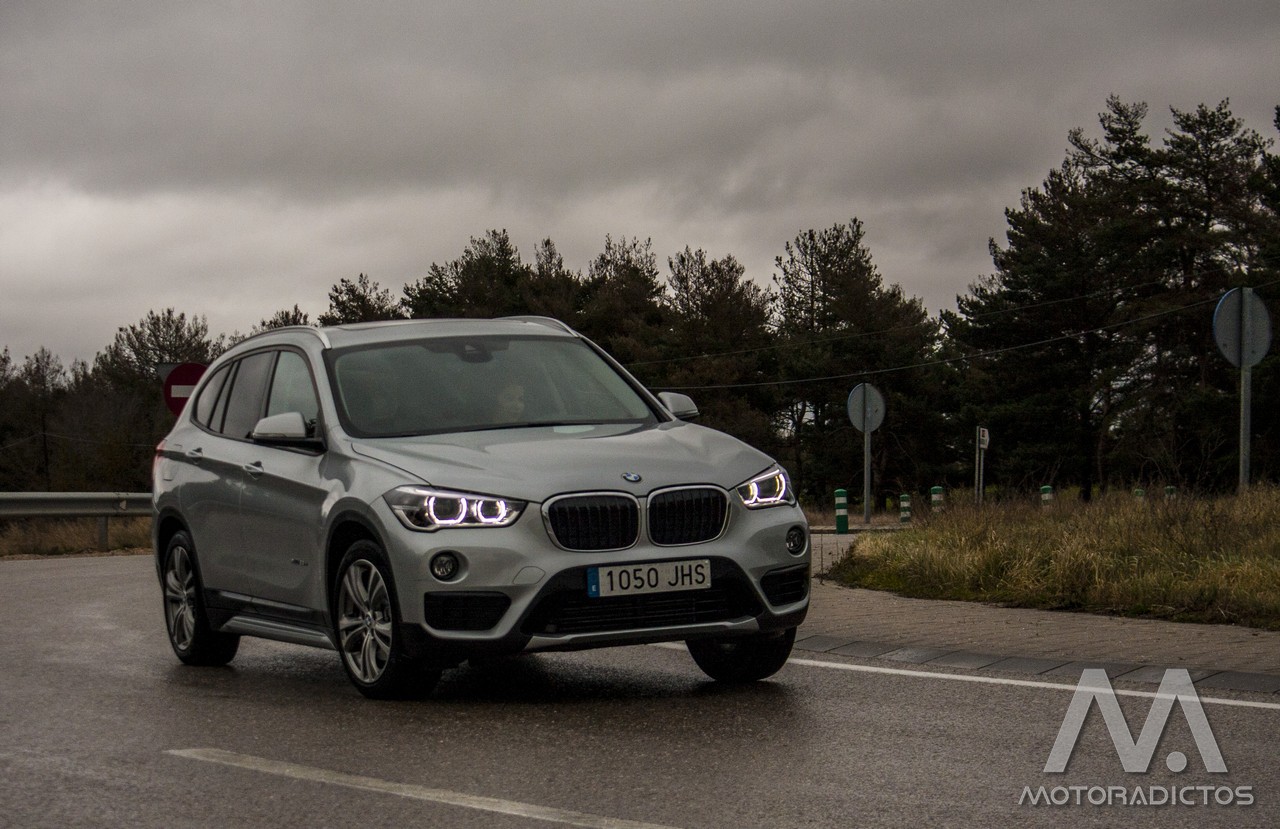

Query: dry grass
(828, 488), (1280, 630)
(0, 516), (152, 558)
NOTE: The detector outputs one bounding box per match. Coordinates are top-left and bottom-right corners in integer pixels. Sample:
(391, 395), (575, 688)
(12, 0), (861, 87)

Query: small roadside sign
(1212, 287), (1273, 493)
(1214, 287), (1272, 368)
(847, 383), (885, 433)
(848, 383), (886, 525)
(978, 427), (990, 450)
(163, 362), (207, 416)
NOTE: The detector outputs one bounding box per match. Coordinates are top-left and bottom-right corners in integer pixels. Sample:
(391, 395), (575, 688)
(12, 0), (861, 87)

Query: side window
(193, 365), (231, 428)
(220, 352), (276, 439)
(266, 351), (320, 434)
(210, 364), (234, 433)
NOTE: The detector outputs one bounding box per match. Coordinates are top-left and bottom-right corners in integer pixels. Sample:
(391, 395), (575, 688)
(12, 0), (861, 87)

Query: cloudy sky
(2, 1), (1277, 365)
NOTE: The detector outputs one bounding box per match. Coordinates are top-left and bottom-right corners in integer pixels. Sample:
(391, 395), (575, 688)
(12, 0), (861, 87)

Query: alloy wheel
(337, 559), (394, 684)
(164, 545), (198, 652)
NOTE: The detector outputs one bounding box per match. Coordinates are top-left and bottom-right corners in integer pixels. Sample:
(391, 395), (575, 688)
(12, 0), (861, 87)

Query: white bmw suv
(153, 317), (810, 698)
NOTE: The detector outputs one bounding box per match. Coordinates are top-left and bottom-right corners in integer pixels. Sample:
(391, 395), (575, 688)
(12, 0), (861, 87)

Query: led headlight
(736, 466), (795, 509)
(384, 486), (525, 532)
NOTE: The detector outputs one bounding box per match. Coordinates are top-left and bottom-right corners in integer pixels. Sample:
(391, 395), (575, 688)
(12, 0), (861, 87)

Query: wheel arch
(324, 509), (387, 603)
(153, 509), (190, 582)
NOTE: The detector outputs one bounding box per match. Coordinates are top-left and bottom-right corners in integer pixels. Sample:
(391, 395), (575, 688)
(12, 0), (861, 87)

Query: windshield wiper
(460, 421), (598, 433)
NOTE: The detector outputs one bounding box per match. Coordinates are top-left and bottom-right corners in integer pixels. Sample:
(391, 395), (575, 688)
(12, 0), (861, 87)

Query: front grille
(546, 495), (639, 551)
(648, 487), (727, 545)
(521, 559), (763, 636)
(761, 565), (809, 607)
(424, 592), (511, 631)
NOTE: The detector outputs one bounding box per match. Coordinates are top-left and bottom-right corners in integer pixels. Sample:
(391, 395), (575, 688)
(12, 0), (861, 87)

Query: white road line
(168, 748), (686, 829)
(651, 643), (1280, 711)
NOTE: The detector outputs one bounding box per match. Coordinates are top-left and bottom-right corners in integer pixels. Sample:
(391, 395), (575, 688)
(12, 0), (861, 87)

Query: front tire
(687, 627), (796, 683)
(162, 532), (240, 666)
(334, 541), (440, 699)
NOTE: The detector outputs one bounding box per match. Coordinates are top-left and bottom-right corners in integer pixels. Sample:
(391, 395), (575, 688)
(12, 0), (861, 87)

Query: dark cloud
(0, 1), (1277, 362)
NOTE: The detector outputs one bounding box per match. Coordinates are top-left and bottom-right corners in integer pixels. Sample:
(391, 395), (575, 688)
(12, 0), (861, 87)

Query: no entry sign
(163, 362), (207, 416)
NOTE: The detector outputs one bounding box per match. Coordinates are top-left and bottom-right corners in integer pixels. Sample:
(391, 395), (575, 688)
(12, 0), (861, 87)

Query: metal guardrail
(0, 492), (152, 519)
(0, 492), (152, 549)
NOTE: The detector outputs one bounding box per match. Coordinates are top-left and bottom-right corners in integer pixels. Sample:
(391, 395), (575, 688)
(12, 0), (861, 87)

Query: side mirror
(658, 391), (700, 420)
(251, 412), (324, 450)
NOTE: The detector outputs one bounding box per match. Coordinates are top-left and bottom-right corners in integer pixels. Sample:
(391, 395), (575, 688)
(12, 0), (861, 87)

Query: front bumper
(377, 496), (810, 663)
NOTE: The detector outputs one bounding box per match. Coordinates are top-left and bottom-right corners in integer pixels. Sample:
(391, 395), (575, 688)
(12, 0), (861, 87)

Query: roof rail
(499, 316), (578, 335)
(232, 325), (332, 349)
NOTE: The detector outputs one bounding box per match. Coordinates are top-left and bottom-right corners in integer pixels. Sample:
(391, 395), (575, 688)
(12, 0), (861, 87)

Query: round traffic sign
(1214, 288), (1272, 368)
(847, 383), (885, 433)
(163, 362), (207, 416)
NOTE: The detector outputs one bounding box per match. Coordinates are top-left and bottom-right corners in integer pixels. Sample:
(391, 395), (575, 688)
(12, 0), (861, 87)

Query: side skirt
(205, 589), (336, 650)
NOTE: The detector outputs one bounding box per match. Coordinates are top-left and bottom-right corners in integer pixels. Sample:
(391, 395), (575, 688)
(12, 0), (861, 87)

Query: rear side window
(193, 365), (231, 428)
(220, 352), (276, 439)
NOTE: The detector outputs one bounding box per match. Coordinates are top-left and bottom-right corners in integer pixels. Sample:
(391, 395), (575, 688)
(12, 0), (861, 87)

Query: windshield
(327, 335), (658, 438)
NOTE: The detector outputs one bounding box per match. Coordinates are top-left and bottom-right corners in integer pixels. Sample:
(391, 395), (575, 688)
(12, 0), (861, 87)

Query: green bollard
(930, 485), (944, 510)
(1133, 488), (1145, 500)
(899, 493), (911, 523)
(835, 489), (848, 535)
(1165, 486), (1177, 501)
(1040, 485), (1054, 505)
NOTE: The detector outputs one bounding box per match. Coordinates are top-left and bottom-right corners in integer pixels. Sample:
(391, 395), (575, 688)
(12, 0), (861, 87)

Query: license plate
(587, 560), (711, 598)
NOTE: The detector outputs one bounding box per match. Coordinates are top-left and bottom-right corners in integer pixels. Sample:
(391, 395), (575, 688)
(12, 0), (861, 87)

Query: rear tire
(334, 540), (440, 699)
(687, 627), (796, 683)
(162, 532), (240, 666)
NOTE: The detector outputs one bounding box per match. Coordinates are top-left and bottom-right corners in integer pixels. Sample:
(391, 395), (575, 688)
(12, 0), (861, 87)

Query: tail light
(152, 440), (165, 484)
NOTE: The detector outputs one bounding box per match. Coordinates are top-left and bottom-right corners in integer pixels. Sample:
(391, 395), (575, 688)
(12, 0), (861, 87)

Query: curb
(792, 633), (1280, 695)
(809, 525), (905, 534)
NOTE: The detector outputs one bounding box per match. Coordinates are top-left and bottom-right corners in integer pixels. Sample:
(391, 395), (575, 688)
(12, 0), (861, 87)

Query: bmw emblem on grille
(621, 472), (642, 483)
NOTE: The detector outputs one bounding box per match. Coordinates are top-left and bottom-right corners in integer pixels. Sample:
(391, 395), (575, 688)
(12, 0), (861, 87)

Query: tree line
(2, 98), (1278, 503)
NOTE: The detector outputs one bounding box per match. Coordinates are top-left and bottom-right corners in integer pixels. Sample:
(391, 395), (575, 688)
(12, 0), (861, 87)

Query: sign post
(847, 383), (885, 525)
(1213, 287), (1272, 493)
(974, 426), (989, 507)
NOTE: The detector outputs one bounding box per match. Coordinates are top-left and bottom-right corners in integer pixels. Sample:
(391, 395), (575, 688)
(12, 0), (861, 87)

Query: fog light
(785, 526), (807, 556)
(430, 551), (461, 581)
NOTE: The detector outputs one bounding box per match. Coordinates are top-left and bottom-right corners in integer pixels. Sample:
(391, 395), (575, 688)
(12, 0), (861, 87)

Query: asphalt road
(2, 555), (1278, 828)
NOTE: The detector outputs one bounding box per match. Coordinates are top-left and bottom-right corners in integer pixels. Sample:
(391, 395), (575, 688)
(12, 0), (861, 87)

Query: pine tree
(577, 235), (668, 373)
(317, 274), (403, 325)
(773, 220), (940, 500)
(660, 247), (778, 453)
(402, 230), (533, 319)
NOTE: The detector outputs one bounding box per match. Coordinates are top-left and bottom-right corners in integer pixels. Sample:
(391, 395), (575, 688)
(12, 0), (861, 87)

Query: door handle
(244, 461), (265, 478)
(184, 448), (204, 462)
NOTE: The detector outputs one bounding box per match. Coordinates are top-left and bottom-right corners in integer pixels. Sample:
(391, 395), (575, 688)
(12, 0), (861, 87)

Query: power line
(627, 317), (937, 367)
(45, 433), (158, 449)
(0, 432), (157, 455)
(0, 434), (39, 454)
(629, 265), (1260, 370)
(655, 289), (1252, 391)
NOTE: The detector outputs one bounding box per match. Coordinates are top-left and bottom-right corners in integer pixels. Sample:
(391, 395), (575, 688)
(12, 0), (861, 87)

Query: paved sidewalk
(801, 533), (1280, 694)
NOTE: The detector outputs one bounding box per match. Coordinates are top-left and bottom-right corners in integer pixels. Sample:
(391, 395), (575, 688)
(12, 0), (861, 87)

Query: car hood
(348, 421), (775, 502)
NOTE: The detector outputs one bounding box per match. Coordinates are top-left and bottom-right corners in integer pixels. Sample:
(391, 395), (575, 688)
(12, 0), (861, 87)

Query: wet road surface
(2, 555), (1277, 828)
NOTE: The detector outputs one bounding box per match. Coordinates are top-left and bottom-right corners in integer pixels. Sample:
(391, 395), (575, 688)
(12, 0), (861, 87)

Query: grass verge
(827, 488), (1280, 630)
(0, 517), (152, 558)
